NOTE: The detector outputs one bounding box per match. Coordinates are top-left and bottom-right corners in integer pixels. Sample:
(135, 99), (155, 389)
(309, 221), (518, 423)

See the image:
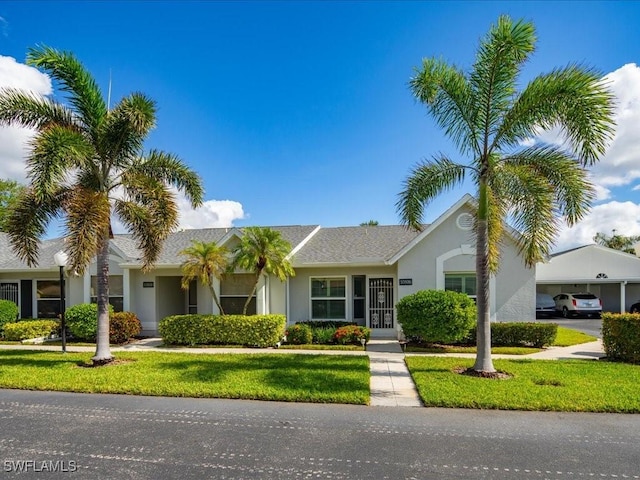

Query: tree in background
(397, 16), (615, 373)
(594, 231), (640, 254)
(0, 179), (25, 232)
(230, 227), (295, 315)
(0, 46), (203, 364)
(359, 220), (379, 226)
(179, 240), (229, 314)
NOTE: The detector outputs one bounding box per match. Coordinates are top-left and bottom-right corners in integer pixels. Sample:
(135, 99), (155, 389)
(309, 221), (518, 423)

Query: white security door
(369, 278), (394, 328)
(0, 282), (19, 306)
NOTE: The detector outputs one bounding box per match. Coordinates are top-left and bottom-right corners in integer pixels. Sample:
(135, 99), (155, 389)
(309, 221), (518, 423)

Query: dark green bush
(65, 303), (114, 341)
(159, 314), (286, 347)
(396, 290), (476, 344)
(3, 320), (59, 341)
(487, 322), (558, 348)
(285, 324), (313, 345)
(332, 325), (371, 345)
(602, 313), (640, 363)
(109, 311), (142, 344)
(0, 300), (19, 337)
(311, 327), (336, 344)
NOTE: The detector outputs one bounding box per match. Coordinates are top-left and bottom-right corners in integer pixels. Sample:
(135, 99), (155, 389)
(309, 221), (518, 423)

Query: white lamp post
(53, 250), (68, 353)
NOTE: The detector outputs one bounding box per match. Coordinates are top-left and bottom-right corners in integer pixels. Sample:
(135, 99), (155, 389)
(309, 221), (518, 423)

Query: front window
(311, 277), (346, 320)
(37, 280), (61, 318)
(91, 275), (124, 312)
(445, 273), (477, 297)
(220, 274), (256, 315)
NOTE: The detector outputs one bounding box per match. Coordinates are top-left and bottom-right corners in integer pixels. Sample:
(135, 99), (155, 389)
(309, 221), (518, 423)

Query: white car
(553, 293), (602, 318)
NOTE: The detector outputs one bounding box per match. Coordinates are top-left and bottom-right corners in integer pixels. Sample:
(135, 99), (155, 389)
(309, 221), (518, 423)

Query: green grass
(553, 326), (597, 346)
(406, 356), (640, 413)
(0, 350), (370, 405)
(405, 345), (539, 355)
(280, 344), (363, 351)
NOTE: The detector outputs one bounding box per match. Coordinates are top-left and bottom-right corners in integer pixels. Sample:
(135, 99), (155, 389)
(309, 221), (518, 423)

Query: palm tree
(179, 240), (228, 314)
(0, 46), (203, 365)
(397, 16), (615, 373)
(230, 227), (295, 315)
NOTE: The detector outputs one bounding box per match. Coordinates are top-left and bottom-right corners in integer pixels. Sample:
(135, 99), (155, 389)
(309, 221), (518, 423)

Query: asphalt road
(1, 389), (638, 479)
(536, 316), (603, 338)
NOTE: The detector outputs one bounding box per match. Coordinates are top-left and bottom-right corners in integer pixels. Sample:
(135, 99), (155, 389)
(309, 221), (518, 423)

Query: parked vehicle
(553, 293), (602, 318)
(535, 293), (556, 318)
(630, 301), (640, 314)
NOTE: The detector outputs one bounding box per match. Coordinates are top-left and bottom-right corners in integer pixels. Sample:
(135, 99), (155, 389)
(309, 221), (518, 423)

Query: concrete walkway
(0, 338), (605, 408)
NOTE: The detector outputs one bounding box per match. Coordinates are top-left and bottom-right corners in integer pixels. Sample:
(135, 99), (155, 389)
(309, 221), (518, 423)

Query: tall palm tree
(397, 16), (615, 373)
(230, 227), (295, 315)
(179, 240), (228, 314)
(0, 46), (203, 365)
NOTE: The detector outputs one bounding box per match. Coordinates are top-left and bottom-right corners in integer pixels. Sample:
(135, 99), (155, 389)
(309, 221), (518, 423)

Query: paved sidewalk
(0, 337), (606, 408)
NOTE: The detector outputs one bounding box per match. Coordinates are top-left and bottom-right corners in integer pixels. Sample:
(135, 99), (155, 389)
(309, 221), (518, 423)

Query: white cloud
(0, 55), (52, 181)
(176, 194), (246, 229)
(553, 201), (640, 252)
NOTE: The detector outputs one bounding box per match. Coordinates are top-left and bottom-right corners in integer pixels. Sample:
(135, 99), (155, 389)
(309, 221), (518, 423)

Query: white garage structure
(536, 245), (640, 313)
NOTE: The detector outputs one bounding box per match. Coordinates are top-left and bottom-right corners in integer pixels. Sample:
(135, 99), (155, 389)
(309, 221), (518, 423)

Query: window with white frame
(311, 277), (346, 320)
(36, 280), (61, 318)
(90, 275), (124, 312)
(220, 274), (256, 315)
(444, 273), (477, 297)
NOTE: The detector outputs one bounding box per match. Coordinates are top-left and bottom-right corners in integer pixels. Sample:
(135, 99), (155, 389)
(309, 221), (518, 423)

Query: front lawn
(406, 356), (640, 413)
(553, 326), (597, 346)
(0, 350), (370, 405)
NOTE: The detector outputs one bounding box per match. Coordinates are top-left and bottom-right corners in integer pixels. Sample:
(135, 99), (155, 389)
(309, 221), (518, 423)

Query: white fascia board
(285, 225), (321, 261)
(386, 193), (475, 265)
(537, 277), (640, 284)
(217, 228), (244, 246)
(292, 261), (387, 269)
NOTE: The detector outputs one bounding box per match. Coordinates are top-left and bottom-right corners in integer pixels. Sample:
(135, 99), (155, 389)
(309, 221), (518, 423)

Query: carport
(536, 245), (640, 313)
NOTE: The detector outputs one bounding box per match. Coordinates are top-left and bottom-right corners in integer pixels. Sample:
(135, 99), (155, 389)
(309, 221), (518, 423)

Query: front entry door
(369, 278), (394, 328)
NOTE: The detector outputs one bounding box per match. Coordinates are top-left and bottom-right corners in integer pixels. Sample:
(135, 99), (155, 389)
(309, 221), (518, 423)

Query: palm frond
(470, 16), (536, 152)
(27, 125), (93, 201)
(127, 150), (204, 207)
(410, 59), (479, 156)
(396, 156), (468, 230)
(496, 65), (615, 165)
(0, 88), (76, 129)
(5, 187), (66, 266)
(64, 188), (111, 274)
(27, 45), (107, 134)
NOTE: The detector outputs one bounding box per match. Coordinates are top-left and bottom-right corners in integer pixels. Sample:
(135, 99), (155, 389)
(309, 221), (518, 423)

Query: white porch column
(83, 270), (91, 303)
(123, 269), (130, 312)
(621, 281), (627, 313)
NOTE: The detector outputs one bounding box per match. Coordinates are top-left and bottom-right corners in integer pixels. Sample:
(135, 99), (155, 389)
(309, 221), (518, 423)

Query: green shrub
(0, 300), (19, 337)
(332, 325), (371, 345)
(3, 320), (59, 341)
(109, 311), (142, 344)
(311, 327), (336, 344)
(396, 290), (476, 344)
(159, 314), (287, 347)
(488, 322), (557, 348)
(602, 313), (640, 363)
(285, 324), (313, 345)
(65, 303), (114, 341)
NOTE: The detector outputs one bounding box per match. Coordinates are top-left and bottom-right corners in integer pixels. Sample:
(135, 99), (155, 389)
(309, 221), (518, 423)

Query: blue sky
(0, 1), (639, 251)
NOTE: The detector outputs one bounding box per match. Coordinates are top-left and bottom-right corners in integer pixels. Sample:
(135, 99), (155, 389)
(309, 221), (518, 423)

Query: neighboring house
(0, 195), (535, 337)
(536, 244), (640, 313)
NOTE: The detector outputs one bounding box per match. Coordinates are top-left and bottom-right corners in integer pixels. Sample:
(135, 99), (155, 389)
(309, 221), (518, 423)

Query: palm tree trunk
(243, 271), (261, 315)
(92, 229), (113, 365)
(473, 180), (496, 373)
(208, 276), (225, 315)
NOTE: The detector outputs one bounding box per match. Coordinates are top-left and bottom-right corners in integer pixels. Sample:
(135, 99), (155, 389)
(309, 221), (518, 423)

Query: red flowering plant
(332, 325), (371, 345)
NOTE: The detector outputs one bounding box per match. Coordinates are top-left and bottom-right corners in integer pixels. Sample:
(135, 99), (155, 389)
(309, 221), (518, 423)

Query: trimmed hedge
(602, 313), (640, 364)
(65, 303), (114, 341)
(468, 322), (558, 348)
(397, 290), (476, 344)
(159, 314), (287, 347)
(3, 320), (59, 341)
(110, 311), (142, 344)
(285, 324), (313, 345)
(0, 299), (19, 337)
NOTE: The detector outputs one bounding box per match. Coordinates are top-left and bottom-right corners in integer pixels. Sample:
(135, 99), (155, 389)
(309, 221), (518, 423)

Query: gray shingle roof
(291, 225), (421, 265)
(0, 233), (65, 270)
